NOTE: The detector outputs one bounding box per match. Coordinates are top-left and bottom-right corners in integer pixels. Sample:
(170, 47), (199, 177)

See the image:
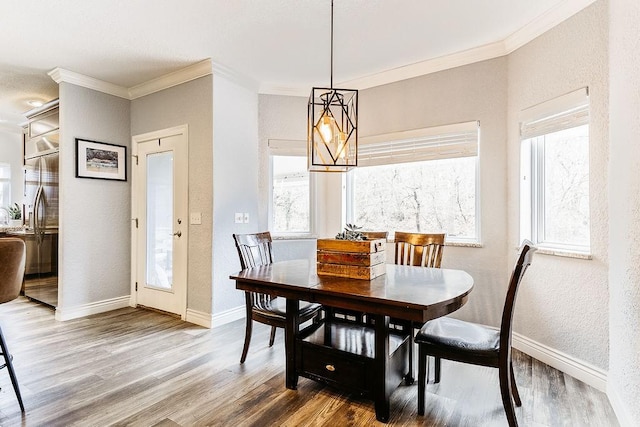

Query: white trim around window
(268, 139), (317, 238)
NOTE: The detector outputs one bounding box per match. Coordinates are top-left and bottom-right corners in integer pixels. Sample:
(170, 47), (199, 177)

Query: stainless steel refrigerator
(13, 101), (59, 307)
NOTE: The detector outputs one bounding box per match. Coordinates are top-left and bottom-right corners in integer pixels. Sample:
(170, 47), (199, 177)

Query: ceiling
(0, 0), (592, 132)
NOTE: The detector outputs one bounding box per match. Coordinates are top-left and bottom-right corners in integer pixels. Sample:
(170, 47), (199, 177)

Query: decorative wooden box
(317, 238), (386, 280)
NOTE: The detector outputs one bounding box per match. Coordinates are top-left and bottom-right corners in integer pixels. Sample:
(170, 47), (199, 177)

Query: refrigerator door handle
(33, 185), (43, 244)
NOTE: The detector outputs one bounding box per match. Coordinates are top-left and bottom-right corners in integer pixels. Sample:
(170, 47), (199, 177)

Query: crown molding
(504, 0), (598, 53)
(259, 0), (596, 96)
(128, 59), (213, 99)
(211, 60), (260, 92)
(48, 68), (130, 99)
(342, 40), (507, 91)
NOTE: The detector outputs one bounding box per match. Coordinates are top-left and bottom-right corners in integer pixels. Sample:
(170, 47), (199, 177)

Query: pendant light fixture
(308, 0), (358, 172)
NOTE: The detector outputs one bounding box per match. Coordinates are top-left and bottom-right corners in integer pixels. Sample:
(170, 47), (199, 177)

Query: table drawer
(299, 344), (369, 393)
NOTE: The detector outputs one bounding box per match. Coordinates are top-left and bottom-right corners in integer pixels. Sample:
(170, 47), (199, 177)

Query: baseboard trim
(607, 382), (635, 427)
(55, 296), (131, 321)
(212, 305), (245, 328)
(512, 331), (607, 392)
(185, 308), (213, 328)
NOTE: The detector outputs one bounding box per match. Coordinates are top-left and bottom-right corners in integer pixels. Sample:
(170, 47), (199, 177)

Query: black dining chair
(233, 232), (322, 363)
(415, 240), (536, 427)
(0, 237), (26, 412)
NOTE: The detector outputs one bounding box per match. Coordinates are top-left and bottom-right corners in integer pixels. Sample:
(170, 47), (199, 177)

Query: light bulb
(337, 132), (347, 159)
(319, 114), (334, 144)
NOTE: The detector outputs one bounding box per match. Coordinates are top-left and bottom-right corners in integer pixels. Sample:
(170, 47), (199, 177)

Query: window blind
(357, 121), (479, 167)
(268, 139), (306, 156)
(520, 87), (589, 139)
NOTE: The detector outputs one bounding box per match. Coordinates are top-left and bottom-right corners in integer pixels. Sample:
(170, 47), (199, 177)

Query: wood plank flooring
(0, 298), (619, 426)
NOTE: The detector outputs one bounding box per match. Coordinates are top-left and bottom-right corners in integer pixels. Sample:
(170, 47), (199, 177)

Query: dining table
(230, 259), (474, 423)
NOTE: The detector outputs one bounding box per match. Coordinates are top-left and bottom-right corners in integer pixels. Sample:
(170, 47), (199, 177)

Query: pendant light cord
(330, 0), (334, 88)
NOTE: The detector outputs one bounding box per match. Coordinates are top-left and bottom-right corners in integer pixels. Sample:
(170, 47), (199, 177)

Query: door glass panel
(146, 151), (173, 290)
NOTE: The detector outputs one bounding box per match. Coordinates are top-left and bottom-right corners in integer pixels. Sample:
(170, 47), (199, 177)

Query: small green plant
(335, 223), (365, 241)
(7, 203), (21, 220)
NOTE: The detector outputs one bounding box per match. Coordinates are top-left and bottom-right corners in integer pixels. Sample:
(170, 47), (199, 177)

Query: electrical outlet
(234, 212), (243, 224)
(243, 213), (250, 223)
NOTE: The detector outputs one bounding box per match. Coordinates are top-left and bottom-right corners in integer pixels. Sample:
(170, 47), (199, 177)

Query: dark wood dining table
(231, 259), (474, 422)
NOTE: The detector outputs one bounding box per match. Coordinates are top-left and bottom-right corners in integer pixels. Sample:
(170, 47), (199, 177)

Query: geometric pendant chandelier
(307, 0), (358, 172)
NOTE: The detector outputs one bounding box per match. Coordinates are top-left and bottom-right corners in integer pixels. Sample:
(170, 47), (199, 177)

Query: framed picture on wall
(75, 138), (127, 181)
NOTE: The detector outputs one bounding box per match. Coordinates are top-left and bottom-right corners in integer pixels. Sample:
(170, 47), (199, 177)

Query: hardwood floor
(0, 298), (619, 426)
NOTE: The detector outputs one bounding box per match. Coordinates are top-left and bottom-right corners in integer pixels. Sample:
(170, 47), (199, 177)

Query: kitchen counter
(0, 225), (26, 235)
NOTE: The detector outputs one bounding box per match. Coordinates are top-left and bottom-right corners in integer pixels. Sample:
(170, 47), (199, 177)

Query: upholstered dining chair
(415, 240), (536, 427)
(0, 237), (26, 412)
(233, 232), (322, 364)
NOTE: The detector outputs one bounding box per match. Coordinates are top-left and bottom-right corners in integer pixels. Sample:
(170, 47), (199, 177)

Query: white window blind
(357, 121), (479, 167)
(268, 139), (306, 156)
(520, 87), (589, 139)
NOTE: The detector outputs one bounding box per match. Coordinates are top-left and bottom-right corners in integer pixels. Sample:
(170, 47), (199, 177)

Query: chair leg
(417, 346), (426, 415)
(434, 356), (441, 383)
(0, 326), (24, 412)
(268, 326), (277, 347)
(240, 303), (253, 364)
(499, 361), (519, 427)
(510, 360), (522, 406)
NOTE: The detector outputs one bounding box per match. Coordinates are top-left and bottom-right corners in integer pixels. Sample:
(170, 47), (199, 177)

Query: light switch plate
(190, 212), (202, 225)
(243, 213), (250, 223)
(234, 212), (243, 224)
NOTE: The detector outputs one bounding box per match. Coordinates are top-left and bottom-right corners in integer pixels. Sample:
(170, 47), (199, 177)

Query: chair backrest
(499, 240), (537, 353)
(0, 238), (26, 304)
(393, 232), (445, 268)
(361, 231), (389, 241)
(233, 232), (274, 270)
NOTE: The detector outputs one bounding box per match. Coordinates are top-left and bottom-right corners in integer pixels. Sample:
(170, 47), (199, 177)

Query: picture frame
(75, 138), (127, 181)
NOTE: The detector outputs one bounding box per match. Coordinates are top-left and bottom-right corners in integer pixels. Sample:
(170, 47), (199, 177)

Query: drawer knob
(325, 364), (335, 372)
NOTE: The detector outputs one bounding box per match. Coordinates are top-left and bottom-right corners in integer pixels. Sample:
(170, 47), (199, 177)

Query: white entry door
(131, 125), (188, 317)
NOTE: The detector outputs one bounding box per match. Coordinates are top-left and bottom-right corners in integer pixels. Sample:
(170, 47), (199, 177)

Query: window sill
(445, 241), (483, 248)
(272, 234), (318, 241)
(534, 247), (592, 260)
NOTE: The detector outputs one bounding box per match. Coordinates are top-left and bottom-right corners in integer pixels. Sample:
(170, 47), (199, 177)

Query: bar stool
(0, 237), (26, 412)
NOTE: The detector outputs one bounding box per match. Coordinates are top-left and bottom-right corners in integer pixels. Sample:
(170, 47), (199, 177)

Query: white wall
(507, 0), (609, 370)
(0, 130), (22, 209)
(608, 0), (640, 423)
(58, 83), (131, 310)
(211, 75), (259, 314)
(131, 76), (214, 315)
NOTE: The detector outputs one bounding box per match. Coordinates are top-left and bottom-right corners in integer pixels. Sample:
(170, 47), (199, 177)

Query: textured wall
(211, 75), (259, 314)
(131, 76), (214, 314)
(507, 1), (610, 369)
(0, 130), (22, 207)
(359, 58), (510, 326)
(608, 0), (640, 422)
(259, 58), (510, 327)
(58, 83), (131, 307)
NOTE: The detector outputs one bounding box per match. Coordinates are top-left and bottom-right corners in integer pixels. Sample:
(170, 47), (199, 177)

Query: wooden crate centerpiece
(317, 238), (386, 280)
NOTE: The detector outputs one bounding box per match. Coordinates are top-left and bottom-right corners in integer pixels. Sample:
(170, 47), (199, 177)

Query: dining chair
(391, 232), (446, 381)
(233, 232), (322, 363)
(415, 240), (536, 427)
(0, 237), (26, 412)
(393, 231), (445, 267)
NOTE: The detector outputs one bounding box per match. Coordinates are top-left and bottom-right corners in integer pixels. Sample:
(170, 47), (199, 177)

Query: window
(346, 122), (480, 243)
(0, 163), (10, 208)
(520, 88), (590, 253)
(269, 140), (315, 236)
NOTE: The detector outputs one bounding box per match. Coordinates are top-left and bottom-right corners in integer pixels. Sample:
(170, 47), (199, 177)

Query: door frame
(130, 124), (189, 319)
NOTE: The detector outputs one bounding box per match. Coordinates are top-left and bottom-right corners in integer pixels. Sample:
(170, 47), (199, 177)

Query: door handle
(173, 231), (182, 238)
